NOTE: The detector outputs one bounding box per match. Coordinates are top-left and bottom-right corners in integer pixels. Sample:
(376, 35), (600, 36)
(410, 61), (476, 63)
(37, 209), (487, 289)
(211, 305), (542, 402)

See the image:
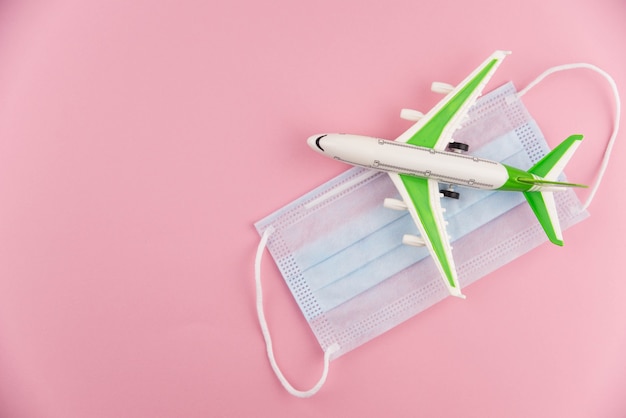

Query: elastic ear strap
(254, 227), (340, 398)
(517, 63), (621, 210)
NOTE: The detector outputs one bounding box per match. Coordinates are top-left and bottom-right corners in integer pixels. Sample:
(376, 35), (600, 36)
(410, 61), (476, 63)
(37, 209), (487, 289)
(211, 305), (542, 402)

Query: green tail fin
(517, 177), (587, 189)
(528, 134), (584, 180)
(523, 134), (584, 246)
(523, 191), (563, 246)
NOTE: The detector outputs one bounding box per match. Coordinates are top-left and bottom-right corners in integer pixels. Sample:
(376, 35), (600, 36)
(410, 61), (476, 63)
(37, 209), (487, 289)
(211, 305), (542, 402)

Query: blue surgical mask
(253, 66), (620, 397)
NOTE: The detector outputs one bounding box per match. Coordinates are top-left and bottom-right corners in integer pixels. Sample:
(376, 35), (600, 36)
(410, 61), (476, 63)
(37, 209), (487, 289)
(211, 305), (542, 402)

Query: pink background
(1, 1), (624, 417)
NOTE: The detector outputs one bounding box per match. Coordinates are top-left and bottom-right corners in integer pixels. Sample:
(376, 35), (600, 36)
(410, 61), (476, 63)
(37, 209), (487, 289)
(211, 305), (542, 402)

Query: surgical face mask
(253, 66), (620, 398)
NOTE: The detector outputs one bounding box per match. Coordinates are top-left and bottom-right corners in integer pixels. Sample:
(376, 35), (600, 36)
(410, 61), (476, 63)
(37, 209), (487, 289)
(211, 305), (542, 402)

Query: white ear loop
(517, 63), (621, 210)
(254, 226), (340, 398)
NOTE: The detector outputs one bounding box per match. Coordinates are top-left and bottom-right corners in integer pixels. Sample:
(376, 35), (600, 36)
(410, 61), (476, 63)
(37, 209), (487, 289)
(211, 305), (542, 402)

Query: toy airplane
(307, 50), (586, 299)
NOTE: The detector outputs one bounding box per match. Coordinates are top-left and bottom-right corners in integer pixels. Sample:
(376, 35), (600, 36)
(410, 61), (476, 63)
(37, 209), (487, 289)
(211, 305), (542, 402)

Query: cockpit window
(315, 134), (327, 151)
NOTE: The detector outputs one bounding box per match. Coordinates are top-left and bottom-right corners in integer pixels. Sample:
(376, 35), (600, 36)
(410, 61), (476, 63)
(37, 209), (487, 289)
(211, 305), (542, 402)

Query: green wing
(385, 51), (511, 297)
(395, 50), (510, 150)
(388, 173), (465, 298)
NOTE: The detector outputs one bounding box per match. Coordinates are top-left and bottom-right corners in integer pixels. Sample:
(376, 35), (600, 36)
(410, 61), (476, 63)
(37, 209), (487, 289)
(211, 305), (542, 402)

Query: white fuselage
(308, 134), (510, 190)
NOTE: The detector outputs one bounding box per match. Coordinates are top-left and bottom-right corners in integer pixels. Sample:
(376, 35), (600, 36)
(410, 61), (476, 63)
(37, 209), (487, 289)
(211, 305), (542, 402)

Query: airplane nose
(307, 134), (327, 152)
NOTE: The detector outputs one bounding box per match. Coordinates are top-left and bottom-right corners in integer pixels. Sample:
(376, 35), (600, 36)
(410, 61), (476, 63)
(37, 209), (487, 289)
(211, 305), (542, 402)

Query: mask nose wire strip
(516, 63), (621, 210)
(254, 226), (340, 398)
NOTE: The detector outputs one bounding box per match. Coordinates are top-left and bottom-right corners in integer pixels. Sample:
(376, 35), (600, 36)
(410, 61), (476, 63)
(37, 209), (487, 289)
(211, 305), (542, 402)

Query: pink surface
(1, 1), (625, 416)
